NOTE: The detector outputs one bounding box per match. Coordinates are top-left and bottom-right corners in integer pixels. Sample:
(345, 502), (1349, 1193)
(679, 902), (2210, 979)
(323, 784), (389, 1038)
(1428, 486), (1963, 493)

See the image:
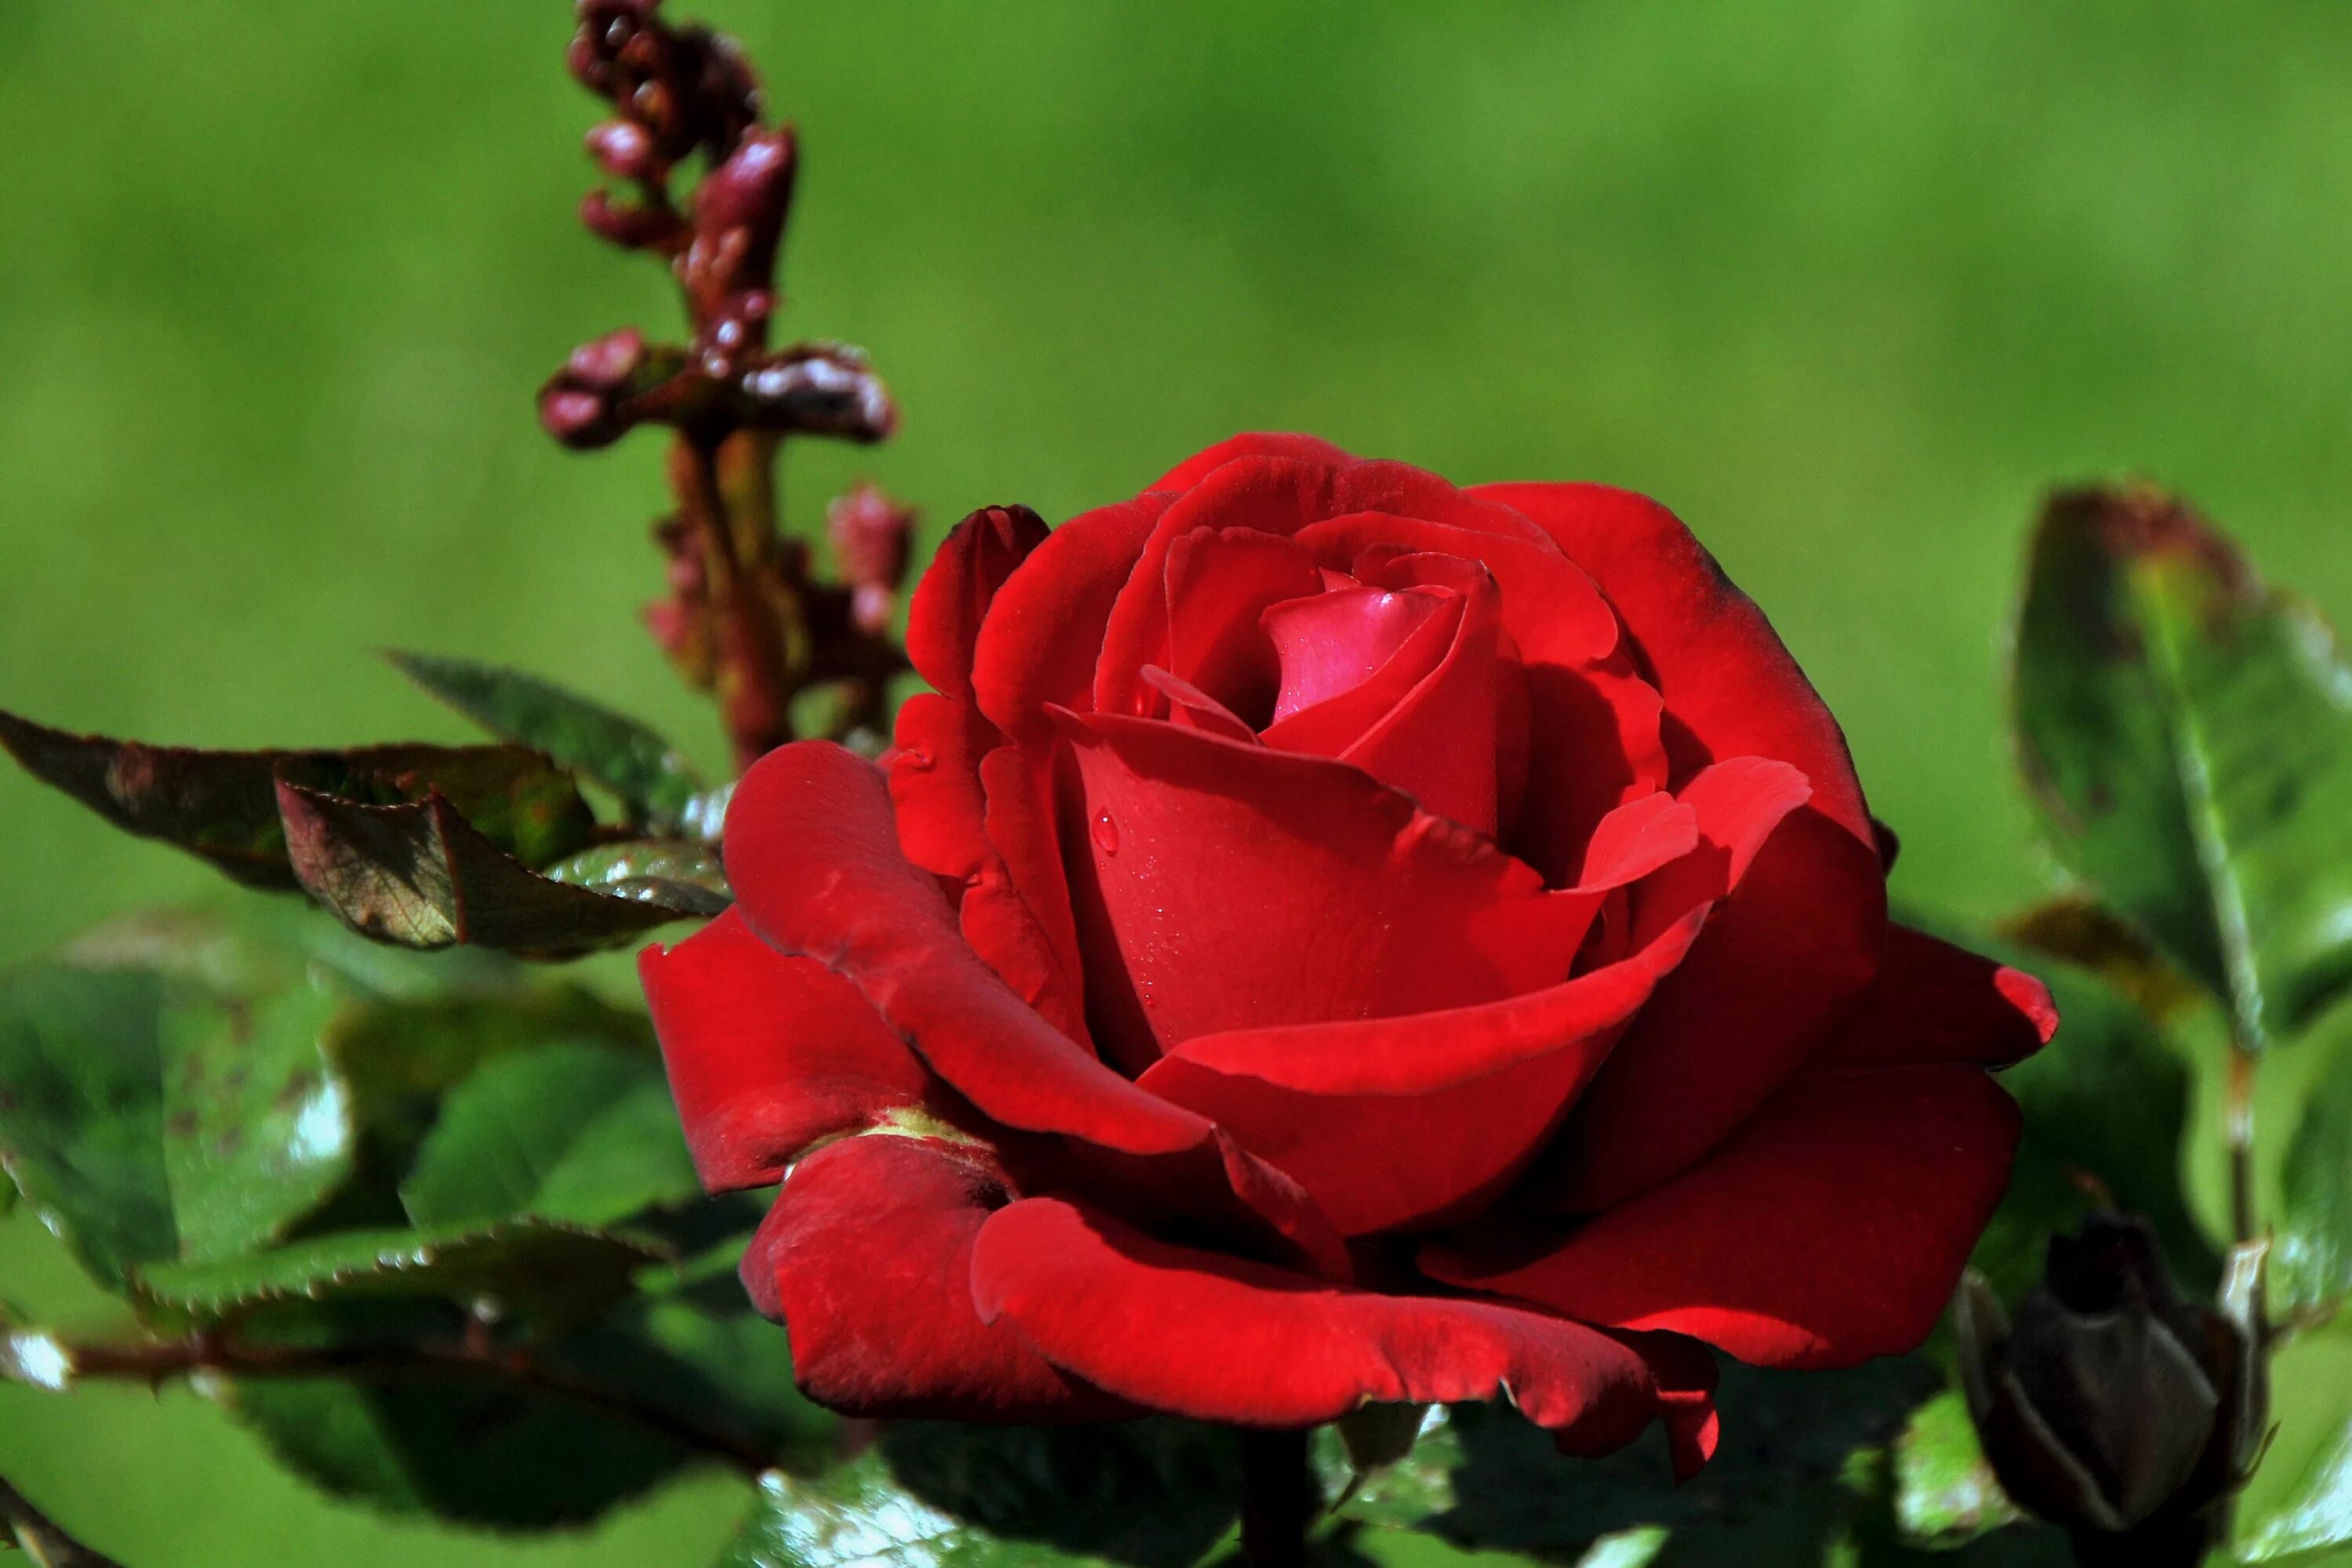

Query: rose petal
(907, 504), (1051, 700)
(1138, 909), (1706, 1236)
(1152, 431), (1356, 491)
(1806, 924), (2058, 1072)
(640, 909), (935, 1192)
(1161, 527), (1323, 725)
(728, 740), (1346, 1276)
(744, 1134), (1131, 1420)
(1262, 586), (1453, 722)
(1055, 712), (1597, 1058)
(972, 493), (1169, 741)
(888, 691), (996, 885)
(1472, 481), (1873, 848)
(1425, 1065), (2022, 1369)
(972, 1194), (1686, 1453)
(1539, 773), (1886, 1212)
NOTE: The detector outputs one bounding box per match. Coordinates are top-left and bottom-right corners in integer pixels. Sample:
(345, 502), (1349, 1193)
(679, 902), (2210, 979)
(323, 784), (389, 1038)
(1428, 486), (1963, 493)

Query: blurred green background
(5, 2), (2352, 1561)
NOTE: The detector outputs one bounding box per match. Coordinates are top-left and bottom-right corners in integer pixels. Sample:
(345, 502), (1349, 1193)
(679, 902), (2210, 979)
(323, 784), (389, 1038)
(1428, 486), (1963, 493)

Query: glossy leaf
(0, 711), (594, 887)
(398, 1042), (700, 1230)
(2013, 486), (2352, 1048)
(2277, 1036), (2352, 1312)
(132, 1220), (660, 1326)
(278, 782), (710, 954)
(160, 979), (355, 1265)
(388, 651), (706, 833)
(542, 839), (732, 912)
(0, 964), (176, 1287)
(1889, 1391), (2026, 1548)
(716, 1452), (1120, 1568)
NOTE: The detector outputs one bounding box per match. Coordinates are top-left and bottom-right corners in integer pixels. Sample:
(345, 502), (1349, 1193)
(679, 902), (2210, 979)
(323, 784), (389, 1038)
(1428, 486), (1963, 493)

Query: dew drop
(1091, 809), (1120, 856)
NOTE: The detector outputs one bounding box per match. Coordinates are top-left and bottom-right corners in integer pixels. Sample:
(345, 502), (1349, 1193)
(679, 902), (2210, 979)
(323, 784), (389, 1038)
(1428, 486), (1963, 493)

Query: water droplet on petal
(1091, 809), (1120, 856)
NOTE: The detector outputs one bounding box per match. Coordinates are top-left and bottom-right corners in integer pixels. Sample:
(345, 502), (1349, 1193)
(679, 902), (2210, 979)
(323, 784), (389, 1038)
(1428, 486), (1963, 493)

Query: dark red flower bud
(827, 483), (916, 633)
(586, 120), (658, 181)
(1955, 1215), (2267, 1568)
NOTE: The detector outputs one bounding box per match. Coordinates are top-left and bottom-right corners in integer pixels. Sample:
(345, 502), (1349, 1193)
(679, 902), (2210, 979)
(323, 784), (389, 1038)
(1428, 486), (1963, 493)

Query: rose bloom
(643, 434), (2055, 1469)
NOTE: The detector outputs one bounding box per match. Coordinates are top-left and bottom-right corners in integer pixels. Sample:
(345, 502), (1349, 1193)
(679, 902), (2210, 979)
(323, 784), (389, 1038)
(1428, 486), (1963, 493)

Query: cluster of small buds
(545, 0), (909, 766)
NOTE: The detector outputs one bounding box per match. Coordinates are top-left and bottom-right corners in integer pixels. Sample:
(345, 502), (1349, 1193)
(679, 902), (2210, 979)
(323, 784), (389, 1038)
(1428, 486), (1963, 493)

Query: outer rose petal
(727, 741), (1348, 1277)
(640, 908), (932, 1192)
(888, 691), (996, 884)
(1470, 481), (1872, 847)
(971, 1196), (1693, 1458)
(906, 503), (1051, 700)
(972, 493), (1168, 742)
(1806, 923), (2058, 1071)
(1152, 432), (1356, 490)
(1425, 1065), (2023, 1369)
(1056, 713), (1599, 1059)
(1137, 909), (1706, 1236)
(745, 1134), (1132, 1421)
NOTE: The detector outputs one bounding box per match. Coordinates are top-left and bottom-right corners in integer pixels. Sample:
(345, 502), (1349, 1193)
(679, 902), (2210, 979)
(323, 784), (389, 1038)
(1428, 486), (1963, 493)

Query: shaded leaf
(0, 964), (176, 1287)
(132, 1220), (659, 1327)
(398, 1042), (699, 1230)
(223, 1251), (826, 1531)
(2277, 1034), (2352, 1312)
(389, 651), (706, 833)
(542, 839), (732, 912)
(880, 1421), (1238, 1568)
(278, 782), (711, 955)
(2012, 486), (2352, 1048)
(0, 712), (594, 888)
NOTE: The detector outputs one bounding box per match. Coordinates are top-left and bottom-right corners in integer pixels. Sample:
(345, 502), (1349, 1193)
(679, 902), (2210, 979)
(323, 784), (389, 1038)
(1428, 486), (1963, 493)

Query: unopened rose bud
(1955, 1214), (2267, 1567)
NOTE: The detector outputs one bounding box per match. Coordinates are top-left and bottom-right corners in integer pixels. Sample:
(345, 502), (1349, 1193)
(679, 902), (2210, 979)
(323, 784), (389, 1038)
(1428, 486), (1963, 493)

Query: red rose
(642, 433), (2055, 1468)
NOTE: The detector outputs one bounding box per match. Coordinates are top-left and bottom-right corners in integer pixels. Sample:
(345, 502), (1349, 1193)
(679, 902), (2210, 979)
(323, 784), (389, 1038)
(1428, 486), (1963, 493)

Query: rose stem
(1238, 1427), (1315, 1568)
(672, 430), (795, 772)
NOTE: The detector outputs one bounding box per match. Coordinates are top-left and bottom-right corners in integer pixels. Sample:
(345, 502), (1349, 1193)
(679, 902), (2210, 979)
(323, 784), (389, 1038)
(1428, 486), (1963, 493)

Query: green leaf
(2013, 486), (2352, 1048)
(878, 1421), (1239, 1568)
(0, 711), (595, 888)
(278, 782), (713, 954)
(543, 838), (732, 910)
(132, 1220), (660, 1327)
(0, 964), (176, 1287)
(159, 978), (355, 1266)
(1889, 1391), (2026, 1548)
(2235, 1325), (2352, 1559)
(1969, 947), (2217, 1299)
(2277, 1033), (2352, 1312)
(398, 1042), (699, 1230)
(223, 1249), (828, 1530)
(716, 1452), (1120, 1568)
(388, 651), (707, 833)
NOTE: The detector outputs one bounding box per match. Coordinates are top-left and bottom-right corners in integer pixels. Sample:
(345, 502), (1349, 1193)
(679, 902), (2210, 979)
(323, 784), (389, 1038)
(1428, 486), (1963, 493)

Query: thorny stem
(1, 1473), (130, 1567)
(1238, 1427), (1316, 1568)
(57, 1333), (773, 1478)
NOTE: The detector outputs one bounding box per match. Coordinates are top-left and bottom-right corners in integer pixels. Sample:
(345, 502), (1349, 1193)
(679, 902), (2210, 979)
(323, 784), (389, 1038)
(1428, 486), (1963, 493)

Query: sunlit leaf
(278, 782), (710, 954)
(2013, 486), (2352, 1048)
(388, 651), (706, 833)
(2277, 1034), (2352, 1311)
(716, 1451), (1128, 1568)
(541, 839), (731, 912)
(0, 712), (594, 888)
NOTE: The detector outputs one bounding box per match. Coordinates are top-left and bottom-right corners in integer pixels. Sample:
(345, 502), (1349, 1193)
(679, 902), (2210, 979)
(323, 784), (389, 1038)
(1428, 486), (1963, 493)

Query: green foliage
(2013, 488), (2352, 1051)
(715, 1454), (1129, 1568)
(388, 652), (710, 836)
(2278, 1036), (2352, 1311)
(541, 840), (733, 910)
(397, 1043), (700, 1231)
